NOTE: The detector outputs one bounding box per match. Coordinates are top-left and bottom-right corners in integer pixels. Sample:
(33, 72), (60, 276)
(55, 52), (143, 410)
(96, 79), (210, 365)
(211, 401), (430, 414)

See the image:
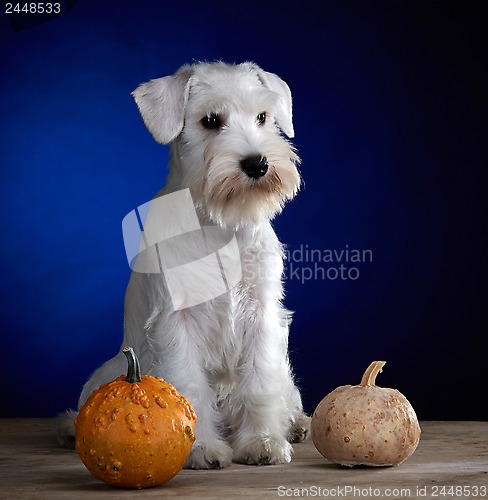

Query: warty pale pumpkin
(311, 361), (420, 467)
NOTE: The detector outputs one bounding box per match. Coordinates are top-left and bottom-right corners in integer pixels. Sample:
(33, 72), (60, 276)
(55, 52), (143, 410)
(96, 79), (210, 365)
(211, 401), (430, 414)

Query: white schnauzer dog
(59, 61), (309, 468)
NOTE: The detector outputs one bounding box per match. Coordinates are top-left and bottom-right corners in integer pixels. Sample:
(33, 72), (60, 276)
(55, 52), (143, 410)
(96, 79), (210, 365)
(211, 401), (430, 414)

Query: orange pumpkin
(75, 347), (196, 489)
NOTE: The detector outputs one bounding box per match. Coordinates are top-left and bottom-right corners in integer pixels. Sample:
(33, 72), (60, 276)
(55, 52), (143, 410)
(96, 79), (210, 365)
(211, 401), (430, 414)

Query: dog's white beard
(205, 163), (299, 227)
(173, 138), (300, 228)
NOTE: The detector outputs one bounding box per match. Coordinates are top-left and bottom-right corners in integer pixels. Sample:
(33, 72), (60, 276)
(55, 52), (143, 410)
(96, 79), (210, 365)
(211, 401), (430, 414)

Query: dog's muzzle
(240, 155), (269, 179)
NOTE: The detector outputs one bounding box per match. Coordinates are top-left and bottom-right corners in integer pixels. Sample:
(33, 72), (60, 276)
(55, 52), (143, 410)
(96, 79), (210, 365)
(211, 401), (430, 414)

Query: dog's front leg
(228, 305), (295, 465)
(148, 309), (233, 470)
(182, 373), (233, 470)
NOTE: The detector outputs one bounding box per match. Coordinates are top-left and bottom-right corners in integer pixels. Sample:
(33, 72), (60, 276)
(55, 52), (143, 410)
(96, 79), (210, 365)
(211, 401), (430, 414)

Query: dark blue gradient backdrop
(0, 1), (485, 419)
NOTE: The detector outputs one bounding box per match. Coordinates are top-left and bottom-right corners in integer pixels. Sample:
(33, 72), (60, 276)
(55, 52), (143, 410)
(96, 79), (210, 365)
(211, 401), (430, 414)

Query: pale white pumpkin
(311, 361), (421, 466)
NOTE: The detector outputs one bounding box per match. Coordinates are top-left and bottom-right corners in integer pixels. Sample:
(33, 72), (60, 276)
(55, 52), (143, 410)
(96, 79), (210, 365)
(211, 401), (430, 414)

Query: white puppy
(60, 61), (309, 468)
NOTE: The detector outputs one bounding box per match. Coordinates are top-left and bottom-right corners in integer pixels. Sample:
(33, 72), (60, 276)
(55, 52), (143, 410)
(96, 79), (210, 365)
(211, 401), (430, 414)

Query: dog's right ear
(255, 69), (295, 139)
(132, 66), (194, 144)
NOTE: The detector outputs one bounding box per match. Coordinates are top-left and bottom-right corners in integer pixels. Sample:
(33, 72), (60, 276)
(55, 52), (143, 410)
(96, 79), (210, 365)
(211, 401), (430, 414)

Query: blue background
(0, 1), (485, 420)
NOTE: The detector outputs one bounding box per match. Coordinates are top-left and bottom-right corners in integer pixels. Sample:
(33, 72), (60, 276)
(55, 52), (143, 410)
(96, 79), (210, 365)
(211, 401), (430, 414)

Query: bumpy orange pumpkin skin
(75, 349), (196, 489)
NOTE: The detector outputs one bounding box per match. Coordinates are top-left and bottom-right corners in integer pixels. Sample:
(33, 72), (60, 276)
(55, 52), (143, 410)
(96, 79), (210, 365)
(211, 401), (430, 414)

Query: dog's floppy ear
(132, 65), (194, 144)
(256, 69), (295, 138)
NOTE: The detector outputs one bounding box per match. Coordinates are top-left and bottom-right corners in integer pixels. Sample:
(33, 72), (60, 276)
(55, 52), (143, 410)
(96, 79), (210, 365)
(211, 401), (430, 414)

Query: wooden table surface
(0, 420), (486, 499)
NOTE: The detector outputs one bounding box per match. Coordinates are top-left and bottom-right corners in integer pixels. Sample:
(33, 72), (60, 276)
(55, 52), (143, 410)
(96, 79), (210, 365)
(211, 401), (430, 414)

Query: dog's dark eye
(256, 112), (266, 126)
(201, 113), (222, 130)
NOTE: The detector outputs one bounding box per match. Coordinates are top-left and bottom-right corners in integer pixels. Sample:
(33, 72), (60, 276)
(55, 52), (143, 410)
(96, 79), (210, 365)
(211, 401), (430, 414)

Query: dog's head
(132, 61), (301, 228)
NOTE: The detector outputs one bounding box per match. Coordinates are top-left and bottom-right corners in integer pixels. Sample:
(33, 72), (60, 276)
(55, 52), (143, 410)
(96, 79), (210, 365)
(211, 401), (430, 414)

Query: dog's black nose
(240, 155), (268, 179)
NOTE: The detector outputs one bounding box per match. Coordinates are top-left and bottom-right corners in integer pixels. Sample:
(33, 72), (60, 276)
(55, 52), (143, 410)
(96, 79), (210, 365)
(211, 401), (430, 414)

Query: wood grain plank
(0, 420), (487, 499)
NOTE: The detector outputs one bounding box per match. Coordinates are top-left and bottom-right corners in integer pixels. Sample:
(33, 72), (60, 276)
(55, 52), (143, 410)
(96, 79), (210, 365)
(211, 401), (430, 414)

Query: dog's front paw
(233, 435), (293, 465)
(288, 413), (312, 443)
(184, 440), (233, 469)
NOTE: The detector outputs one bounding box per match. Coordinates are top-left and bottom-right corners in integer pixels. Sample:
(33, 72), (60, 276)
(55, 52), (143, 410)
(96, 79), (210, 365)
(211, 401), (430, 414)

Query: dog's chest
(199, 223), (285, 372)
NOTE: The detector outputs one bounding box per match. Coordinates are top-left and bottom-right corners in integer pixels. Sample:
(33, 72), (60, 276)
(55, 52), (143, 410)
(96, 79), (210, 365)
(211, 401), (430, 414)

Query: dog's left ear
(132, 65), (194, 144)
(256, 70), (295, 138)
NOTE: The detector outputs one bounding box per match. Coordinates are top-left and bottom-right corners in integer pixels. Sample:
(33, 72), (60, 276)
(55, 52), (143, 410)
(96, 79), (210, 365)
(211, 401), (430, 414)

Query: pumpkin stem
(359, 360), (386, 386)
(122, 346), (142, 384)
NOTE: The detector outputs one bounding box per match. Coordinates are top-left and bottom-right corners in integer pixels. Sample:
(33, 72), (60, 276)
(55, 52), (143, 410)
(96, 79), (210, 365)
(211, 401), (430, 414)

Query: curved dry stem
(122, 346), (142, 384)
(359, 361), (386, 386)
